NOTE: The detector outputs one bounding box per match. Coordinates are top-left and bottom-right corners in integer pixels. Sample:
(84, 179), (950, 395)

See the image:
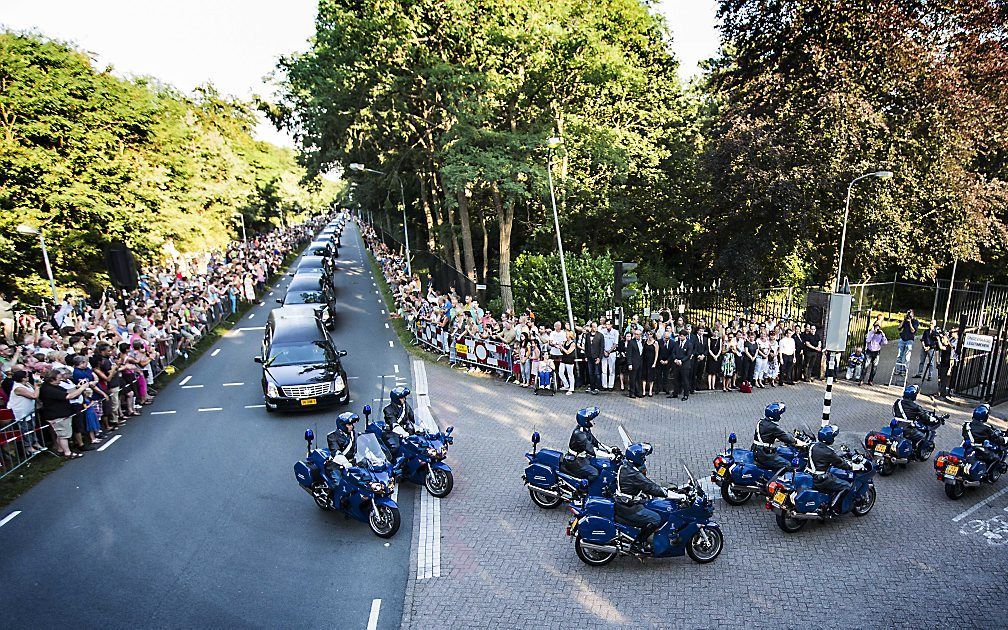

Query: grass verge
(365, 250), (443, 364)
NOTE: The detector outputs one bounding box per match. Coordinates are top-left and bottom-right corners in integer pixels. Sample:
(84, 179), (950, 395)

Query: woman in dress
(754, 332), (770, 388)
(707, 330), (723, 392)
(641, 330), (658, 397)
(560, 332), (577, 395)
(616, 332), (631, 392)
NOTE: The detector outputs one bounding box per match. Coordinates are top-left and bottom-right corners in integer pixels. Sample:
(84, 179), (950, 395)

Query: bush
(512, 251), (615, 324)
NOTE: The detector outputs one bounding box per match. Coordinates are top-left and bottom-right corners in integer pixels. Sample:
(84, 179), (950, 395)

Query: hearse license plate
(773, 491), (787, 505)
(300, 398), (317, 406)
(946, 465), (959, 476)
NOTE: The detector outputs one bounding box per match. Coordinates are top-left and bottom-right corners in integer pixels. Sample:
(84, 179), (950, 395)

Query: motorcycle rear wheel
(312, 483), (333, 511)
(574, 534), (617, 566)
(686, 526), (723, 564)
(851, 485), (876, 517)
(425, 468), (454, 498)
(944, 482), (966, 500)
(720, 483), (753, 506)
(369, 504), (401, 538)
(987, 464), (1003, 484)
(917, 442), (935, 460)
(529, 487), (563, 509)
(775, 511), (806, 533)
(878, 459), (896, 476)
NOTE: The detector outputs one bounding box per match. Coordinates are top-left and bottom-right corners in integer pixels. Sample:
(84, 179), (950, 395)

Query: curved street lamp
(546, 137), (575, 333)
(836, 170), (893, 291)
(16, 224), (59, 304)
(349, 163), (411, 277)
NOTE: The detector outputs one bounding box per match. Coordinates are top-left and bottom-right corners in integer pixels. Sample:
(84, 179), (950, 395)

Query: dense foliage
(0, 32), (342, 303)
(509, 251), (614, 323)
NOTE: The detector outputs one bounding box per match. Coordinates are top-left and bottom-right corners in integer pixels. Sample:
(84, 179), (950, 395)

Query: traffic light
(613, 261), (638, 306)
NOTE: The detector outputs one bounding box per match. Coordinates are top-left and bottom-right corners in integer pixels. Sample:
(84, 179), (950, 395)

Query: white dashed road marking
(211, 349), (221, 357)
(96, 434), (121, 452)
(181, 385), (203, 389)
(222, 382), (244, 387)
(394, 364), (399, 374)
(198, 407), (223, 412)
(367, 599), (381, 630)
(953, 485), (1008, 523)
(244, 404), (266, 409)
(150, 410), (176, 416)
(414, 360), (441, 580)
(0, 511), (21, 528)
(248, 313), (255, 319)
(235, 326), (265, 332)
(179, 375), (192, 387)
(388, 340), (394, 348)
(385, 323), (389, 329)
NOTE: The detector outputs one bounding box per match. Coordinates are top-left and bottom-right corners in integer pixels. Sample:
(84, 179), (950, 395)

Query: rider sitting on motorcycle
(807, 425), (863, 511)
(614, 443), (686, 554)
(892, 384), (941, 449)
(964, 404), (1006, 467)
(381, 386), (417, 456)
(326, 412), (359, 476)
(751, 402), (797, 472)
(560, 407), (617, 482)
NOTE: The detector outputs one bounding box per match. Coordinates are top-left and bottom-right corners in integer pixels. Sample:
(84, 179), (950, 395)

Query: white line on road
(150, 410), (177, 415)
(388, 340), (394, 348)
(234, 326), (265, 331)
(244, 404), (266, 409)
(952, 484), (1008, 523)
(198, 407), (223, 412)
(367, 599), (381, 630)
(385, 323), (389, 329)
(0, 511), (21, 528)
(211, 348), (221, 357)
(394, 364), (399, 373)
(179, 375), (192, 387)
(269, 291), (274, 296)
(96, 434), (121, 452)
(414, 360), (441, 580)
(181, 385), (204, 389)
(248, 313), (255, 319)
(222, 382), (244, 387)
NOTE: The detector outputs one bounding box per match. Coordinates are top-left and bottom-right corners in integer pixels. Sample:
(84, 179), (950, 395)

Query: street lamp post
(16, 224), (59, 305)
(349, 163), (412, 278)
(233, 213), (248, 252)
(836, 170), (893, 291)
(546, 136), (576, 333)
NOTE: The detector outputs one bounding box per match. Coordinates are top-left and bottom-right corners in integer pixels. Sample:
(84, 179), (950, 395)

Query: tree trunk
(457, 185), (477, 282)
(443, 195), (463, 273)
(479, 210), (489, 284)
(418, 171), (437, 251)
(492, 182), (514, 312)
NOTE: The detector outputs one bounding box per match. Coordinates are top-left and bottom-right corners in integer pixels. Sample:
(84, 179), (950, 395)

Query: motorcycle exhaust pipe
(526, 484), (561, 499)
(578, 541), (620, 554)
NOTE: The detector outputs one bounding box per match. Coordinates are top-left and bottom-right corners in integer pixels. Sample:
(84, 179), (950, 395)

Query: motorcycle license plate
(717, 466), (727, 477)
(946, 465), (959, 476)
(773, 491), (787, 505)
(300, 398), (317, 406)
(875, 444), (887, 453)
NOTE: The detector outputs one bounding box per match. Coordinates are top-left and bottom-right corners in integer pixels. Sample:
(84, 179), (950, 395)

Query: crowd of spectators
(363, 222), (836, 401)
(0, 217), (324, 466)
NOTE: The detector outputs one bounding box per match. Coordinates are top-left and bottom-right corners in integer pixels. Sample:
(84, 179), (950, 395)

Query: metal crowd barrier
(0, 409), (52, 481)
(406, 318), (516, 381)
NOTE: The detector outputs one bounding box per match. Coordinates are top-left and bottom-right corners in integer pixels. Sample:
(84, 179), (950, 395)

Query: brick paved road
(402, 362), (1007, 629)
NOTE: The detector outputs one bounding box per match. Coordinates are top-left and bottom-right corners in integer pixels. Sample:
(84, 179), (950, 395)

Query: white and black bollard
(822, 351), (835, 427)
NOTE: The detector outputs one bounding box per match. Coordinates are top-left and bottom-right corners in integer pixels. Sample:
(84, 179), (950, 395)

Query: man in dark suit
(587, 321), (604, 395)
(668, 328), (694, 401)
(691, 323), (709, 392)
(656, 329), (673, 394)
(626, 328), (644, 398)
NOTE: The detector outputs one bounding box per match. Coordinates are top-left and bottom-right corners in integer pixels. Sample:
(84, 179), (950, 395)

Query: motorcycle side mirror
(531, 431), (541, 445)
(728, 432), (737, 445)
(275, 299), (283, 304)
(339, 350), (348, 357)
(984, 440), (993, 448)
(253, 356), (263, 363)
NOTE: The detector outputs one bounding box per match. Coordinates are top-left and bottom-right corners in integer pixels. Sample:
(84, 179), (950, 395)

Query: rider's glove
(392, 425), (409, 437)
(666, 489), (687, 500)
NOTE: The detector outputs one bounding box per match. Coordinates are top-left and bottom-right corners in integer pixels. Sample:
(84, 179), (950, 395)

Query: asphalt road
(0, 221), (414, 629)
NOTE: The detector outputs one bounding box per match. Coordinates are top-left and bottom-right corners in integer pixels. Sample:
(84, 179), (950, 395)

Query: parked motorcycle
(523, 430), (621, 509)
(934, 438), (1008, 500)
(765, 445), (877, 533)
(364, 405), (455, 498)
(864, 412), (947, 476)
(293, 426), (401, 538)
(711, 429), (814, 506)
(566, 462), (722, 566)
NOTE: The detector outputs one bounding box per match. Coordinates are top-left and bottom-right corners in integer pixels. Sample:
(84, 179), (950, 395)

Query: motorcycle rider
(963, 404), (1006, 467)
(325, 411), (359, 478)
(382, 386), (417, 456)
(892, 384), (942, 450)
(807, 425), (862, 512)
(751, 402), (798, 472)
(614, 443), (685, 554)
(560, 407), (617, 482)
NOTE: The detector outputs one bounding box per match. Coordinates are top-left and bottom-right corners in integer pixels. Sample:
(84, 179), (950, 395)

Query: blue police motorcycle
(934, 438), (1007, 499)
(566, 462), (722, 566)
(363, 405), (455, 498)
(864, 412), (947, 476)
(711, 429), (814, 506)
(523, 431), (621, 509)
(765, 444), (876, 533)
(293, 426), (401, 538)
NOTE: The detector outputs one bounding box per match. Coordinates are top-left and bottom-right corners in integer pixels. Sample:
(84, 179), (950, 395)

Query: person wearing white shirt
(601, 320), (619, 390)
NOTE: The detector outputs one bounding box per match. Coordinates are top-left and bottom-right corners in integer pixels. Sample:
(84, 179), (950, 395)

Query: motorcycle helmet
(818, 424), (839, 445)
(390, 386), (411, 403)
(973, 404), (991, 424)
(576, 406), (600, 429)
(903, 384), (919, 402)
(337, 411), (359, 428)
(765, 402), (786, 423)
(623, 442), (653, 468)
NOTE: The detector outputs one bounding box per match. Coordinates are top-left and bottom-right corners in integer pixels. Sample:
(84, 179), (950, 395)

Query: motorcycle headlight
(332, 375), (345, 392)
(426, 447), (438, 459)
(266, 382), (279, 398)
(369, 481), (384, 493)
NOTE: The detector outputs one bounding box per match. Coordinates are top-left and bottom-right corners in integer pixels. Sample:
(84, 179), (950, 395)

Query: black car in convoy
(296, 254), (335, 279)
(307, 239), (338, 258)
(255, 314), (349, 413)
(277, 272), (337, 329)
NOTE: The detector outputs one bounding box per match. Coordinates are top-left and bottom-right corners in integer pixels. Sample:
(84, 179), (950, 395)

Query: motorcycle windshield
(416, 407), (440, 436)
(355, 433), (389, 468)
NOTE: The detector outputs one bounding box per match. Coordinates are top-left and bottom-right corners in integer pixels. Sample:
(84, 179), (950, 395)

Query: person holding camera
(896, 310), (919, 376)
(39, 369), (90, 459)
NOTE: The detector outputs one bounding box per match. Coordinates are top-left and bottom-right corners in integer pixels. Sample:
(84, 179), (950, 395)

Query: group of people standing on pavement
(854, 309), (959, 398)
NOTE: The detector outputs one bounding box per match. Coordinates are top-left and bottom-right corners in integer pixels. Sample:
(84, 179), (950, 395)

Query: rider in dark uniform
(963, 404), (1006, 468)
(559, 407), (615, 482)
(325, 411), (359, 478)
(614, 443), (684, 553)
(381, 386), (416, 456)
(807, 425), (858, 510)
(751, 402), (798, 472)
(892, 384), (940, 449)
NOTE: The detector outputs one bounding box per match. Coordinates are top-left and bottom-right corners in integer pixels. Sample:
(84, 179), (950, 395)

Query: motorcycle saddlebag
(294, 460), (318, 488)
(580, 497), (617, 543)
(525, 463), (557, 488)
